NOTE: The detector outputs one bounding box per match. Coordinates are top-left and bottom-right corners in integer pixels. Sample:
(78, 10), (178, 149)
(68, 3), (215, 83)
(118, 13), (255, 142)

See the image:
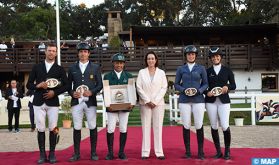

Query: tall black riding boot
(118, 132), (127, 160)
(105, 132), (114, 160)
(37, 132), (47, 164)
(90, 128), (99, 160)
(69, 129), (81, 162)
(49, 131), (57, 164)
(211, 128), (223, 159)
(183, 127), (191, 159)
(223, 127), (231, 160)
(196, 126), (205, 160)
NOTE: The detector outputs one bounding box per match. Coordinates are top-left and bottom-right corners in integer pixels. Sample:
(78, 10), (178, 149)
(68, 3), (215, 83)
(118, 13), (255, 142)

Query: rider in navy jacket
(174, 63), (208, 103)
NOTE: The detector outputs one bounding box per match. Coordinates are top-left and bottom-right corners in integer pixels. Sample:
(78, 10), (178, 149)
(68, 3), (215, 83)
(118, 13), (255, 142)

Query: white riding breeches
(71, 102), (97, 130)
(179, 103), (205, 129)
(107, 111), (129, 133)
(33, 103), (59, 132)
(206, 98), (230, 131)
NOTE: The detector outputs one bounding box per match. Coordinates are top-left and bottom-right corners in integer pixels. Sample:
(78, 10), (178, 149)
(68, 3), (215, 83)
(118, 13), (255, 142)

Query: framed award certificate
(103, 78), (137, 111)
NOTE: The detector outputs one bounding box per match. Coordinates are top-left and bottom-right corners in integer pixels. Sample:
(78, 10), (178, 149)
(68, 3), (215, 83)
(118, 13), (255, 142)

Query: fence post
(169, 95), (173, 122)
(251, 94), (256, 125)
(245, 86), (248, 103)
(174, 95), (178, 122)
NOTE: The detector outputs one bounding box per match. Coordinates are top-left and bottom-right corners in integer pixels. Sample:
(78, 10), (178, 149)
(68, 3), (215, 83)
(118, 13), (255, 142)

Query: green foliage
(109, 36), (121, 49)
(60, 96), (72, 120)
(0, 0), (277, 40)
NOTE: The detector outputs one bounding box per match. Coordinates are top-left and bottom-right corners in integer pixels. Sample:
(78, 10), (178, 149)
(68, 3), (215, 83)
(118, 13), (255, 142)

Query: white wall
(233, 69), (279, 91)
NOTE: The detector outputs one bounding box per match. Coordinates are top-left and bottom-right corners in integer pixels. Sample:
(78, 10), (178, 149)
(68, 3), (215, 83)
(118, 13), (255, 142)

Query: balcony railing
(0, 44), (277, 74)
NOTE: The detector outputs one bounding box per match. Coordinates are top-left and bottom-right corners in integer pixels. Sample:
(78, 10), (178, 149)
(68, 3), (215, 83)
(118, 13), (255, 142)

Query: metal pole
(56, 0), (61, 65)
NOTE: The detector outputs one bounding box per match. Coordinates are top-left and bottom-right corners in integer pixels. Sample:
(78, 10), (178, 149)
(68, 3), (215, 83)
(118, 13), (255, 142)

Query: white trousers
(33, 103), (59, 132)
(140, 105), (165, 157)
(179, 103), (205, 129)
(206, 98), (230, 131)
(107, 111), (129, 133)
(71, 102), (97, 130)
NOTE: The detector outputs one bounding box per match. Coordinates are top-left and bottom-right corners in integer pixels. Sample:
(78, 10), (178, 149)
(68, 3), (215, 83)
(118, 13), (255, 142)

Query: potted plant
(233, 112), (246, 126)
(60, 96), (72, 128)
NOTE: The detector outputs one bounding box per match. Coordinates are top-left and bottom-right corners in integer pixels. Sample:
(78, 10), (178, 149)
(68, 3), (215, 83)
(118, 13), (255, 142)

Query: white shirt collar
(45, 60), (54, 73)
(114, 70), (122, 79)
(79, 61), (89, 74)
(213, 64), (222, 75)
(12, 88), (17, 93)
(187, 62), (195, 72)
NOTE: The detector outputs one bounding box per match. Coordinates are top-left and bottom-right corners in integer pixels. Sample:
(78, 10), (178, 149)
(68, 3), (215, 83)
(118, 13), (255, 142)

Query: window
(261, 73), (278, 92)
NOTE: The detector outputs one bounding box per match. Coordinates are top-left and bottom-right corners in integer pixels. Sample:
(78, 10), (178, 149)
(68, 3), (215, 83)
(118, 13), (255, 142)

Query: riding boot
(211, 128), (223, 159)
(90, 128), (99, 160)
(37, 132), (47, 164)
(49, 131), (57, 164)
(69, 129), (81, 162)
(183, 127), (191, 159)
(105, 132), (114, 160)
(196, 126), (205, 160)
(118, 132), (127, 160)
(223, 127), (231, 160)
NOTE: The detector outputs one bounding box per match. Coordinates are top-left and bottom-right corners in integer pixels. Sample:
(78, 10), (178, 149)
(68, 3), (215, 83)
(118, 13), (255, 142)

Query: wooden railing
(0, 44), (277, 74)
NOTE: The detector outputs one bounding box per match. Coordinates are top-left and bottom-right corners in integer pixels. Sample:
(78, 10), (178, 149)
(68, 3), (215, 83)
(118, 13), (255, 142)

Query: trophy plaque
(185, 88), (197, 96)
(46, 78), (60, 88)
(211, 87), (223, 96)
(103, 78), (137, 111)
(76, 85), (89, 94)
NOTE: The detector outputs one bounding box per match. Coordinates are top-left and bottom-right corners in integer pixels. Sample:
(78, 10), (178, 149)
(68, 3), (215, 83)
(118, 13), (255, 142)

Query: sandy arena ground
(0, 125), (278, 152)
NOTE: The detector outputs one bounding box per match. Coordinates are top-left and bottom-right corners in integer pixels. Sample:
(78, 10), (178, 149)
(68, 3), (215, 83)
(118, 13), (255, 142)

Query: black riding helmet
(208, 47), (223, 58)
(112, 53), (125, 62)
(184, 45), (198, 55)
(76, 42), (91, 51)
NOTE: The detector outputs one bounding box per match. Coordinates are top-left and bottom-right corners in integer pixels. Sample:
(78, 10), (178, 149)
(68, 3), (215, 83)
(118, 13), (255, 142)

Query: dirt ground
(0, 125), (278, 152)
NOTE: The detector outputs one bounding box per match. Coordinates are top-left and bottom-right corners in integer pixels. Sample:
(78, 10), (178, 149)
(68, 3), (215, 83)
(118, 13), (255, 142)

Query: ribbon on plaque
(185, 88), (197, 96)
(211, 87), (223, 96)
(46, 78), (60, 88)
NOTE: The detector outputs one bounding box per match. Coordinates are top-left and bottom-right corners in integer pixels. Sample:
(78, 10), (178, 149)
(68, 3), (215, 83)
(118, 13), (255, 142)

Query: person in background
(68, 42), (103, 162)
(5, 79), (23, 133)
(103, 53), (133, 160)
(0, 41), (8, 60)
(174, 45), (208, 160)
(26, 89), (36, 132)
(205, 47), (236, 160)
(26, 43), (68, 164)
(10, 38), (15, 49)
(0, 41), (7, 52)
(38, 42), (46, 55)
(136, 51), (168, 160)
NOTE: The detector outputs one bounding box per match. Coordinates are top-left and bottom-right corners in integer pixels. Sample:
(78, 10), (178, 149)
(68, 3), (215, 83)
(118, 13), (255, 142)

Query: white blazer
(136, 67), (168, 106)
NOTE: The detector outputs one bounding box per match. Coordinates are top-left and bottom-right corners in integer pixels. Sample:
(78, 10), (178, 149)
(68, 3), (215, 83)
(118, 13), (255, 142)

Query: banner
(255, 95), (279, 122)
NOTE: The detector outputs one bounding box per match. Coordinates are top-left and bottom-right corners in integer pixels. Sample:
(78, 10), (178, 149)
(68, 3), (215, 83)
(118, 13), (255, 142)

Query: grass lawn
(1, 103), (278, 129)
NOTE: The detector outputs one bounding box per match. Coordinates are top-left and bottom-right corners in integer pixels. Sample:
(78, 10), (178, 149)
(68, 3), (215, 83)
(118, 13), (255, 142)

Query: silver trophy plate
(211, 87), (223, 96)
(185, 88), (197, 96)
(76, 85), (89, 94)
(46, 78), (59, 88)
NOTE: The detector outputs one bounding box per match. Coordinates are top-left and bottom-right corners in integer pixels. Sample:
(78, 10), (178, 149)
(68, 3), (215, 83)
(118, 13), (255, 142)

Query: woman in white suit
(136, 51), (168, 160)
